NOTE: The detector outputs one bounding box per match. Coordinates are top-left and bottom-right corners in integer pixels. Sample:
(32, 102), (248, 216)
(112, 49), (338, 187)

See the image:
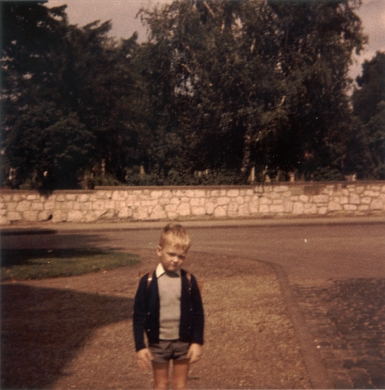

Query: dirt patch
(2, 249), (311, 389)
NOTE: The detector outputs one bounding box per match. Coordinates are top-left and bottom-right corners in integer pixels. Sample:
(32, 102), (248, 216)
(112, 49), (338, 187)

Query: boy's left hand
(187, 343), (203, 364)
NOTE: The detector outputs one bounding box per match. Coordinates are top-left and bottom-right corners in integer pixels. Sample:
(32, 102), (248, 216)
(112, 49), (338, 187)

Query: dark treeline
(1, 0), (384, 189)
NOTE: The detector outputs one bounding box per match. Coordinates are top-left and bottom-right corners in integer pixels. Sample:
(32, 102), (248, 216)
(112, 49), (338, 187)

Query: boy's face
(157, 243), (187, 273)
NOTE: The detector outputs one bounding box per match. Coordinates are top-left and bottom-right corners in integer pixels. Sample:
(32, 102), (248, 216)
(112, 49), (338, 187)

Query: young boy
(133, 223), (204, 389)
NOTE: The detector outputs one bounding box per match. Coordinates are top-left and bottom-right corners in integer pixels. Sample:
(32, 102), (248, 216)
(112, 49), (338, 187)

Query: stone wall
(1, 182), (385, 225)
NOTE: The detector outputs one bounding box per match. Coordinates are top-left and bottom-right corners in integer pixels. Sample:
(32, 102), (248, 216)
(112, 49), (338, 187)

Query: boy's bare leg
(172, 360), (190, 389)
(153, 361), (170, 390)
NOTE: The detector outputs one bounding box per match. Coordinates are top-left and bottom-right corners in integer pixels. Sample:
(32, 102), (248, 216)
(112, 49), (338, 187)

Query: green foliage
(1, 0), (373, 188)
(348, 52), (385, 179)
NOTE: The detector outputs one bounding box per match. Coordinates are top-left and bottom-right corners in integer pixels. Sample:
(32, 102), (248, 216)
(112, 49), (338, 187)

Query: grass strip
(1, 248), (140, 281)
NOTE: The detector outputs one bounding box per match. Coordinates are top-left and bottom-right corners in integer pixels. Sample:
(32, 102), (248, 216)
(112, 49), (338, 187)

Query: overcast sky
(48, 0), (385, 80)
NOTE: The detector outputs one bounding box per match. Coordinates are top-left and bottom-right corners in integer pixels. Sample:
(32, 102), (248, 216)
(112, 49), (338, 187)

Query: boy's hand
(136, 348), (153, 370)
(187, 343), (203, 364)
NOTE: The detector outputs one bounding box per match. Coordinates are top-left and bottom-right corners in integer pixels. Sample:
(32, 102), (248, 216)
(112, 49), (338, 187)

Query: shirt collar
(156, 263), (181, 278)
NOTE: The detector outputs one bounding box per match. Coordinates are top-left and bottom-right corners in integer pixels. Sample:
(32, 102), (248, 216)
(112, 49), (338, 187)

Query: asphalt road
(5, 223), (381, 281)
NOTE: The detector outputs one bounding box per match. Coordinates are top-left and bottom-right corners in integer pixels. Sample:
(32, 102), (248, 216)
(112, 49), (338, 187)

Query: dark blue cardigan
(133, 269), (204, 352)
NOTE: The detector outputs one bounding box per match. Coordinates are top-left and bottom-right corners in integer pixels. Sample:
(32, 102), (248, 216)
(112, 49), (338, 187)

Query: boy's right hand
(136, 348), (154, 370)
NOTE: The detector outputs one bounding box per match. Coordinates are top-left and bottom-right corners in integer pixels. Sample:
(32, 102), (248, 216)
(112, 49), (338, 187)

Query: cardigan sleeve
(190, 273), (205, 345)
(132, 274), (150, 352)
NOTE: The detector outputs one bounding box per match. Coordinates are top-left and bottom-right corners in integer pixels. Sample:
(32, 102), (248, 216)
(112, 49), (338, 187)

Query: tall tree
(1, 2), (140, 188)
(138, 0), (366, 182)
(347, 51), (385, 179)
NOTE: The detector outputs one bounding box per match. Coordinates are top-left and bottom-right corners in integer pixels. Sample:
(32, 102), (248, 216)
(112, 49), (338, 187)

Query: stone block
(210, 190), (220, 197)
(55, 194), (66, 202)
(37, 211), (52, 221)
(313, 195), (328, 204)
(162, 190), (172, 198)
(118, 207), (133, 219)
(8, 211), (21, 221)
(78, 194), (90, 202)
(250, 201), (259, 214)
(31, 202), (44, 211)
(150, 205), (167, 219)
(227, 189), (239, 197)
(133, 208), (149, 220)
(97, 191), (113, 199)
(194, 190), (206, 198)
(112, 191), (127, 201)
(84, 212), (100, 223)
(78, 202), (92, 211)
(65, 194), (77, 201)
(67, 210), (84, 222)
(343, 204), (357, 211)
(259, 204), (269, 213)
(273, 185), (289, 192)
(363, 190), (380, 197)
(150, 191), (163, 199)
(328, 202), (342, 211)
(217, 197), (230, 206)
(236, 196), (245, 205)
(0, 215), (10, 225)
(228, 201), (239, 215)
(213, 206), (227, 217)
(92, 200), (106, 210)
(58, 201), (73, 210)
(361, 197), (371, 205)
(303, 204), (317, 214)
(184, 190), (195, 197)
(26, 194), (37, 200)
(170, 197), (180, 205)
(205, 202), (215, 215)
(358, 205), (369, 211)
(6, 202), (17, 211)
(293, 202), (304, 214)
(100, 209), (115, 219)
(167, 211), (178, 219)
(349, 193), (360, 204)
(165, 204), (177, 212)
(52, 210), (67, 223)
(269, 204), (285, 213)
(191, 206), (206, 216)
(176, 203), (191, 216)
(370, 199), (384, 210)
(16, 201), (31, 212)
(299, 195), (309, 203)
(140, 200), (158, 207)
(190, 198), (202, 207)
(238, 204), (250, 216)
(317, 207), (328, 215)
(259, 197), (272, 205)
(283, 200), (293, 213)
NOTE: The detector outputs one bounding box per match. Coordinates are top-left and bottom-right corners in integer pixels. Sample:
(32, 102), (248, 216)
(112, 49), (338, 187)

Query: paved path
(2, 216), (385, 388)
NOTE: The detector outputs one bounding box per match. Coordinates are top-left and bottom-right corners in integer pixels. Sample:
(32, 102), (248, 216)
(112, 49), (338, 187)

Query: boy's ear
(156, 246), (162, 256)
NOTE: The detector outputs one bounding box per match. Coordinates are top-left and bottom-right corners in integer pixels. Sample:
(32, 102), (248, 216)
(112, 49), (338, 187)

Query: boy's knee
(172, 379), (187, 390)
(154, 379), (168, 390)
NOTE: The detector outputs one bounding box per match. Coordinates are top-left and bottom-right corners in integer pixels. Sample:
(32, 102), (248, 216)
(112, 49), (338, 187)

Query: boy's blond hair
(159, 223), (191, 251)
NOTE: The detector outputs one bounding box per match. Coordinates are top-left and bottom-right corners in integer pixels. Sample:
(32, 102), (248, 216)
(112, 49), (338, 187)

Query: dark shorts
(149, 340), (190, 363)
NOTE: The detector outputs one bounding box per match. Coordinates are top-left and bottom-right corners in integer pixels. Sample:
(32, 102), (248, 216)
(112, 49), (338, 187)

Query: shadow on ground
(1, 283), (133, 389)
